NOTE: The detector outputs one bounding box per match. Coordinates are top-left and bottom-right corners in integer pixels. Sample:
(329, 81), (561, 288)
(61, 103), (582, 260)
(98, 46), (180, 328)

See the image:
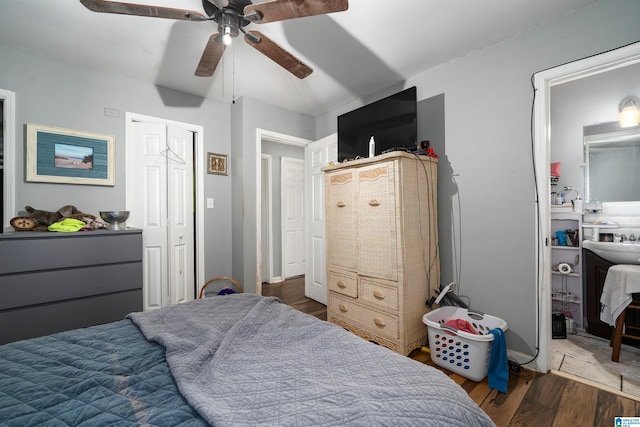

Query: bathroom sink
(582, 240), (640, 264)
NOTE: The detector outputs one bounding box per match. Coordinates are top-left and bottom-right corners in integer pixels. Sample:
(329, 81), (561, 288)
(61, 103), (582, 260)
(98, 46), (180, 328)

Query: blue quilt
(0, 319), (207, 426)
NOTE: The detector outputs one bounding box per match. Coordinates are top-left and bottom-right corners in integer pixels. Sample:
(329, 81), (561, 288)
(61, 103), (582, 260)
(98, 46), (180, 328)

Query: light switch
(207, 198), (214, 209)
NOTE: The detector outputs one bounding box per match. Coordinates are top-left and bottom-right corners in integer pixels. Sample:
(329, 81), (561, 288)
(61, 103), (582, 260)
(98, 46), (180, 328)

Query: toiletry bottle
(369, 136), (375, 158)
(554, 193), (562, 205)
(560, 192), (565, 204)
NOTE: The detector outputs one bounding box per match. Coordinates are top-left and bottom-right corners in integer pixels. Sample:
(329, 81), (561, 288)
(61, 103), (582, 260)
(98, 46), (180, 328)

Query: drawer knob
(373, 317), (386, 327)
(339, 304), (348, 312)
(373, 290), (385, 300)
(336, 201), (346, 208)
(368, 199), (380, 206)
(337, 280), (347, 289)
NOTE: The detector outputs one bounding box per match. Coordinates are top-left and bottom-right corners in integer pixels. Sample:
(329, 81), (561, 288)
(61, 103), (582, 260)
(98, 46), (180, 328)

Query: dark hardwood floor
(263, 276), (640, 426)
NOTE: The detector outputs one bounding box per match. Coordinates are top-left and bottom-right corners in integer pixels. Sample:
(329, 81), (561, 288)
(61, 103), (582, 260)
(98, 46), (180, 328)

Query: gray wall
(0, 43), (234, 284)
(315, 0), (640, 356)
(261, 140), (304, 279)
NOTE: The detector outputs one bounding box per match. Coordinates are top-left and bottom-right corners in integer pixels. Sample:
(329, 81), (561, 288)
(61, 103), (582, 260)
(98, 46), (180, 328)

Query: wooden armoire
(324, 152), (440, 355)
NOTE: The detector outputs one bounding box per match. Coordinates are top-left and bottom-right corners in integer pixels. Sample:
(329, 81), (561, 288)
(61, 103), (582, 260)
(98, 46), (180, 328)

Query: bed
(0, 294), (495, 426)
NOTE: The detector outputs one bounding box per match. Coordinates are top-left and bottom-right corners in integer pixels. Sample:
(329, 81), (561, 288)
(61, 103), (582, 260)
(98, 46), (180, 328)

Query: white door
(282, 157), (305, 278)
(304, 134), (337, 304)
(129, 121), (195, 310)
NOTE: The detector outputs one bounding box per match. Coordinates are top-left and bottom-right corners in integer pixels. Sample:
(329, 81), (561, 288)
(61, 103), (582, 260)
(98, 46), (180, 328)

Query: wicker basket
(198, 276), (243, 298)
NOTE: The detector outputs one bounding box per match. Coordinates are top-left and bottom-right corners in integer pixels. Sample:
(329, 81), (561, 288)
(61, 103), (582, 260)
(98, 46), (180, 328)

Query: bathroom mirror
(583, 121), (640, 202)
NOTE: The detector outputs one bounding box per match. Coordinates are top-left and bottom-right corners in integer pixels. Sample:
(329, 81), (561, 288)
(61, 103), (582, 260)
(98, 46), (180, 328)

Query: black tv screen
(337, 86), (417, 162)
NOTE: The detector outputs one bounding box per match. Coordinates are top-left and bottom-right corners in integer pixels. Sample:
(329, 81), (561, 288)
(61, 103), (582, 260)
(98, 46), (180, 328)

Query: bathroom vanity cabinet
(584, 248), (614, 340)
(584, 248), (640, 347)
(551, 212), (584, 330)
(0, 229), (143, 344)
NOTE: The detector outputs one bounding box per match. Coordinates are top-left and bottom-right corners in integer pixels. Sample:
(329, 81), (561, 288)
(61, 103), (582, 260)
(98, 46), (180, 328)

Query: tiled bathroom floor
(551, 331), (640, 399)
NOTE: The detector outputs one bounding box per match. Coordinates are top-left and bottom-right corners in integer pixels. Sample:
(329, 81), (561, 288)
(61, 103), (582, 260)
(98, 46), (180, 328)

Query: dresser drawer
(327, 269), (358, 298)
(329, 293), (399, 340)
(360, 278), (399, 311)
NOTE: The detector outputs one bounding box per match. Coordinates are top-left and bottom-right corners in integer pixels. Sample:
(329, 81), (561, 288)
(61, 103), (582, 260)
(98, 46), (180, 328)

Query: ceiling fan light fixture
(222, 26), (233, 46)
(619, 96), (640, 128)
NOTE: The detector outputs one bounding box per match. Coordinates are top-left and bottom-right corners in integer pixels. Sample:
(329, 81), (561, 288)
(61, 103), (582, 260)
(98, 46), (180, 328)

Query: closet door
(131, 122), (168, 310)
(357, 161), (397, 281)
(130, 121), (195, 311)
(166, 125), (194, 306)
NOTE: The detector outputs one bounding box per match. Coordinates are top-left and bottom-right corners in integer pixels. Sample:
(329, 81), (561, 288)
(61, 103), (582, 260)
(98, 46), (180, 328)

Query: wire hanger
(159, 144), (185, 164)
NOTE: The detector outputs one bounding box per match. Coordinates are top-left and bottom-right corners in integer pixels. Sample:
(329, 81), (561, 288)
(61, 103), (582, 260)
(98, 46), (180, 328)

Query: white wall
(315, 0), (640, 356)
(0, 43), (234, 285)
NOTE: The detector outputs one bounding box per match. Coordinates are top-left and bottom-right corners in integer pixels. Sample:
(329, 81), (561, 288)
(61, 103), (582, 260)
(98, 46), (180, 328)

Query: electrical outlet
(104, 107), (120, 118)
(207, 198), (214, 209)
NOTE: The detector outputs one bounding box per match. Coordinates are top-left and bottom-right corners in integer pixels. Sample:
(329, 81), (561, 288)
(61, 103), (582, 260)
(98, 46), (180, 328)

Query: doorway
(256, 129), (310, 297)
(533, 42), (640, 373)
(125, 112), (206, 310)
(0, 89), (15, 231)
(259, 134), (306, 284)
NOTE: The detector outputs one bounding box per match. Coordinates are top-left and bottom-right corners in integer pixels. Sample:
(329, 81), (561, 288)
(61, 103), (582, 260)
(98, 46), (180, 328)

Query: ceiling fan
(79, 0), (349, 79)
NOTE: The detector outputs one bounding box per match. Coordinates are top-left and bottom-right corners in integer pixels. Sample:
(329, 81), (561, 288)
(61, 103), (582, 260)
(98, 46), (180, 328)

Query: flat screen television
(337, 86), (417, 162)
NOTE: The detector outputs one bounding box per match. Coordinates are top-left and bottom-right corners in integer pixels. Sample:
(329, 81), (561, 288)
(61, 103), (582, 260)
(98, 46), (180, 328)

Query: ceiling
(0, 0), (598, 116)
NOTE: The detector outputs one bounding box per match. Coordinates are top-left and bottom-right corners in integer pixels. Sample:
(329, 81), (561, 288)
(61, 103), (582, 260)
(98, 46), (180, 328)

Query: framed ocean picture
(26, 123), (115, 186)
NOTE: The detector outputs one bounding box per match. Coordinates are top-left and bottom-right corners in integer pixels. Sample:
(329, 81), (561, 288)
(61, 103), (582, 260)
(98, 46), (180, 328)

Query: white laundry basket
(422, 306), (508, 381)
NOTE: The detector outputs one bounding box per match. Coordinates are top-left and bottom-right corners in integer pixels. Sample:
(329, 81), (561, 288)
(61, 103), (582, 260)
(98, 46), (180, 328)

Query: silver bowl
(99, 211), (130, 230)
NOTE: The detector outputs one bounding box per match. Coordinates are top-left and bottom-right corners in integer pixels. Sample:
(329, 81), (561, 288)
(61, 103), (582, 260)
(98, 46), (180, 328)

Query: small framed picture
(26, 123), (115, 186)
(207, 152), (228, 176)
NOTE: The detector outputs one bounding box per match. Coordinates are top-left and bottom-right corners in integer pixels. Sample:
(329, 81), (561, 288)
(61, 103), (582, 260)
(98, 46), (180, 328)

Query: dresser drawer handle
(339, 304), (348, 312)
(373, 290), (385, 299)
(373, 318), (386, 327)
(337, 280), (347, 289)
(368, 199), (380, 206)
(336, 201), (346, 208)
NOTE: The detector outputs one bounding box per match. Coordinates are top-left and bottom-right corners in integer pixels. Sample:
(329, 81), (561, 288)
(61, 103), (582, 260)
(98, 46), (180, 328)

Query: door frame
(125, 112), (206, 294)
(1, 89), (15, 231)
(255, 128), (311, 293)
(533, 41), (640, 373)
(261, 153), (275, 283)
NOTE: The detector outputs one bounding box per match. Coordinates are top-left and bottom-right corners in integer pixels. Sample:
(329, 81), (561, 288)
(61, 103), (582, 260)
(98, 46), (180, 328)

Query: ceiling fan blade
(206, 0), (229, 10)
(244, 30), (312, 79)
(244, 0), (348, 23)
(195, 34), (226, 77)
(79, 0), (208, 21)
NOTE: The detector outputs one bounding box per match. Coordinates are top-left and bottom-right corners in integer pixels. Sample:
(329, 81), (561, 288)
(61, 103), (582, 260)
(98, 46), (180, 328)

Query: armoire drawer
(359, 278), (399, 311)
(329, 293), (399, 340)
(327, 269), (358, 298)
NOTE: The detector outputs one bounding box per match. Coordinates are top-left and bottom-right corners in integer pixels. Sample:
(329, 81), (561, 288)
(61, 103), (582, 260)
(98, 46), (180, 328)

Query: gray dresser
(0, 229), (143, 344)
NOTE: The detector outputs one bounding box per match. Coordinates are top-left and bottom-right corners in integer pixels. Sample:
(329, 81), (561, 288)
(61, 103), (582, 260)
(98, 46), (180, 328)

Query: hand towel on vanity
(600, 264), (640, 326)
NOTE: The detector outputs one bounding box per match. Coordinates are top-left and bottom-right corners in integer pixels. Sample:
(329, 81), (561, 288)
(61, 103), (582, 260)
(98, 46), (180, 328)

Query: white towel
(600, 264), (640, 326)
